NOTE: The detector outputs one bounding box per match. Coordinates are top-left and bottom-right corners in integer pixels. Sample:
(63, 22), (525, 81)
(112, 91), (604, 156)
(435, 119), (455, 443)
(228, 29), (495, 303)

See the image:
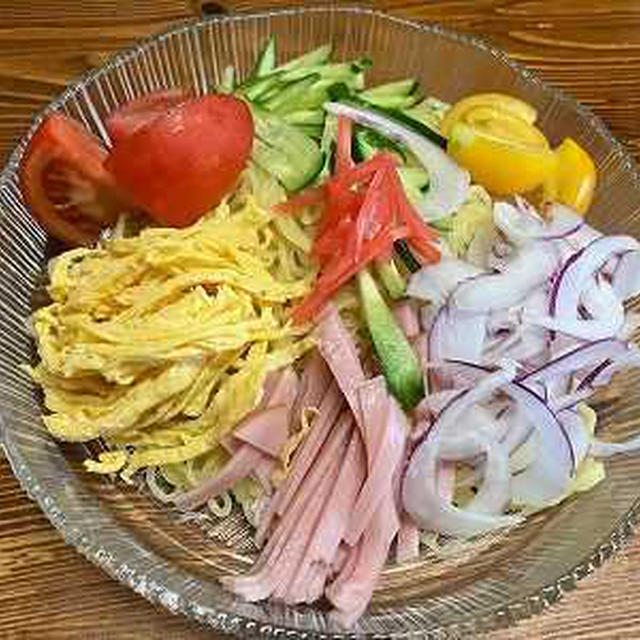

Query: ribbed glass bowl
(2, 6), (640, 638)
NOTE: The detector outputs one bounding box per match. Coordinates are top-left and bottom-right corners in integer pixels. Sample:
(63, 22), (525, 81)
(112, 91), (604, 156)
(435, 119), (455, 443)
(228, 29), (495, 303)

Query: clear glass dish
(2, 6), (640, 638)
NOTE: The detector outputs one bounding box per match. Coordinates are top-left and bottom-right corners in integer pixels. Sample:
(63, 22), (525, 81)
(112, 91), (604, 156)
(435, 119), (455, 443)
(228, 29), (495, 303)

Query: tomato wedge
(106, 89), (189, 145)
(19, 114), (124, 246)
(105, 95), (253, 228)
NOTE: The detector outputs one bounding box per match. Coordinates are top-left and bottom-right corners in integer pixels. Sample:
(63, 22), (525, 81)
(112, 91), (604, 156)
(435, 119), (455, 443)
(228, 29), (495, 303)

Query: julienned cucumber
(361, 78), (418, 99)
(278, 43), (333, 72)
(252, 108), (324, 192)
(375, 258), (406, 299)
(328, 83), (447, 149)
(357, 268), (424, 409)
(261, 74), (321, 114)
(251, 35), (277, 79)
(352, 126), (407, 163)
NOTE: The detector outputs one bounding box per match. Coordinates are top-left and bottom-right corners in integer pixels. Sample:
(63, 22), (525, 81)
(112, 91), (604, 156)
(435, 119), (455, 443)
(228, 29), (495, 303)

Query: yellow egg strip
(29, 165), (318, 487)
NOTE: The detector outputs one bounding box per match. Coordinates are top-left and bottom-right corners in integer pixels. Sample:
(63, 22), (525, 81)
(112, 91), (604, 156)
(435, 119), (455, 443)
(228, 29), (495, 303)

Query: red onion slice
(494, 201), (583, 246)
(324, 101), (471, 219)
(518, 338), (630, 388)
(466, 440), (511, 515)
(428, 305), (488, 388)
(507, 382), (575, 507)
(403, 367), (522, 537)
(612, 250), (640, 301)
(408, 258), (483, 306)
(550, 235), (639, 321)
(452, 243), (559, 312)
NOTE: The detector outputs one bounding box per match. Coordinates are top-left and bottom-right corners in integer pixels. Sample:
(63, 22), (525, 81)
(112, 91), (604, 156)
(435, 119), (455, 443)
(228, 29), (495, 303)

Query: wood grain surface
(2, 1), (640, 638)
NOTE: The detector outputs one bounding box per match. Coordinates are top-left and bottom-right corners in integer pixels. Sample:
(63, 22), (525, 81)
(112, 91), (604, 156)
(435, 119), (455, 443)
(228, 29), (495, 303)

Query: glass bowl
(2, 6), (640, 638)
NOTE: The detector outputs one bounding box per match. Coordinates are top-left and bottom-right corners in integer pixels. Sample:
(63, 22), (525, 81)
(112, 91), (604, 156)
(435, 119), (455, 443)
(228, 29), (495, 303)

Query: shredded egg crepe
(28, 167), (316, 485)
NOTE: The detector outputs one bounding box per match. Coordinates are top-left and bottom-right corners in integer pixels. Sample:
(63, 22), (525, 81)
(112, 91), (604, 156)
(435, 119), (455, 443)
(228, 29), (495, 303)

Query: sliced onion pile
(403, 198), (640, 538)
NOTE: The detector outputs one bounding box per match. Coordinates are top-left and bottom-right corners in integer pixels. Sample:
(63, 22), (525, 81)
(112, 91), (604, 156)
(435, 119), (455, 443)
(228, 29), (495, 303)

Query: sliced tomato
(106, 89), (190, 145)
(19, 114), (124, 246)
(105, 95), (253, 228)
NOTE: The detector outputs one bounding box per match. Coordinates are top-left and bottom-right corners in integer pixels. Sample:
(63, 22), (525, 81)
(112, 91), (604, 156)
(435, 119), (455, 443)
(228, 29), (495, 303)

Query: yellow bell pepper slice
(544, 138), (597, 214)
(448, 121), (554, 196)
(444, 92), (553, 196)
(441, 92), (538, 138)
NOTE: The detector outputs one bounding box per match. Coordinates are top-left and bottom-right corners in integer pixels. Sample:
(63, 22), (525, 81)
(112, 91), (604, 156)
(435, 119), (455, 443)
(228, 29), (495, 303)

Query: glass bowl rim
(2, 5), (640, 637)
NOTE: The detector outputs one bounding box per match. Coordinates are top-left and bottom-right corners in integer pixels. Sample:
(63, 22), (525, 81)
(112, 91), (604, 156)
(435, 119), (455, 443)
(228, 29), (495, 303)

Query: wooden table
(2, 1), (640, 637)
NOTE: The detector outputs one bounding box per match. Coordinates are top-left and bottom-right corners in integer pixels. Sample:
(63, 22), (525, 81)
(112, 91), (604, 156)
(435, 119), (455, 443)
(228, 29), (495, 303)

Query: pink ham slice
(174, 443), (264, 511)
(290, 350), (333, 431)
(233, 405), (290, 457)
(326, 387), (407, 628)
(174, 369), (300, 511)
(221, 411), (353, 602)
(256, 380), (345, 544)
(283, 425), (365, 604)
(327, 491), (400, 629)
(316, 304), (366, 428)
(344, 379), (407, 545)
(396, 517), (420, 564)
(393, 301), (420, 340)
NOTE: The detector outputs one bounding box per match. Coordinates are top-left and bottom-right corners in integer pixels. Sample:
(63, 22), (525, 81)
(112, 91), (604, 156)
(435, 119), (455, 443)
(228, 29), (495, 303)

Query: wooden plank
(3, 1), (640, 638)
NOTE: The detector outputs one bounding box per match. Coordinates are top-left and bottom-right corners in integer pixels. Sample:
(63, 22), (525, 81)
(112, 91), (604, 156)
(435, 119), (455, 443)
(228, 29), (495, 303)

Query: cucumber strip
(398, 166), (429, 190)
(281, 60), (368, 83)
(261, 74), (321, 114)
(252, 109), (324, 192)
(357, 268), (424, 409)
(252, 35), (277, 78)
(317, 113), (338, 181)
(398, 166), (430, 209)
(361, 78), (418, 99)
(278, 43), (332, 72)
(242, 71), (285, 102)
(429, 215), (454, 233)
(352, 125), (407, 163)
(268, 79), (348, 115)
(362, 92), (423, 110)
(327, 82), (447, 149)
(282, 110), (325, 126)
(295, 124), (324, 139)
(394, 239), (422, 273)
(375, 258), (407, 299)
(217, 65), (235, 94)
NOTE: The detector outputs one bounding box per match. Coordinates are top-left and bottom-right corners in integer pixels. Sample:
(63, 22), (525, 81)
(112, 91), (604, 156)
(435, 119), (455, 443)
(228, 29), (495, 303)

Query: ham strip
(253, 457), (276, 494)
(396, 517), (420, 564)
(256, 381), (345, 544)
(393, 301), (420, 339)
(328, 491), (400, 629)
(307, 427), (365, 564)
(283, 424), (365, 604)
(290, 350), (333, 430)
(221, 412), (352, 602)
(233, 405), (290, 457)
(316, 304), (366, 427)
(258, 411), (352, 569)
(327, 393), (407, 628)
(174, 443), (264, 511)
(174, 369), (299, 511)
(345, 381), (407, 545)
(271, 444), (346, 602)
